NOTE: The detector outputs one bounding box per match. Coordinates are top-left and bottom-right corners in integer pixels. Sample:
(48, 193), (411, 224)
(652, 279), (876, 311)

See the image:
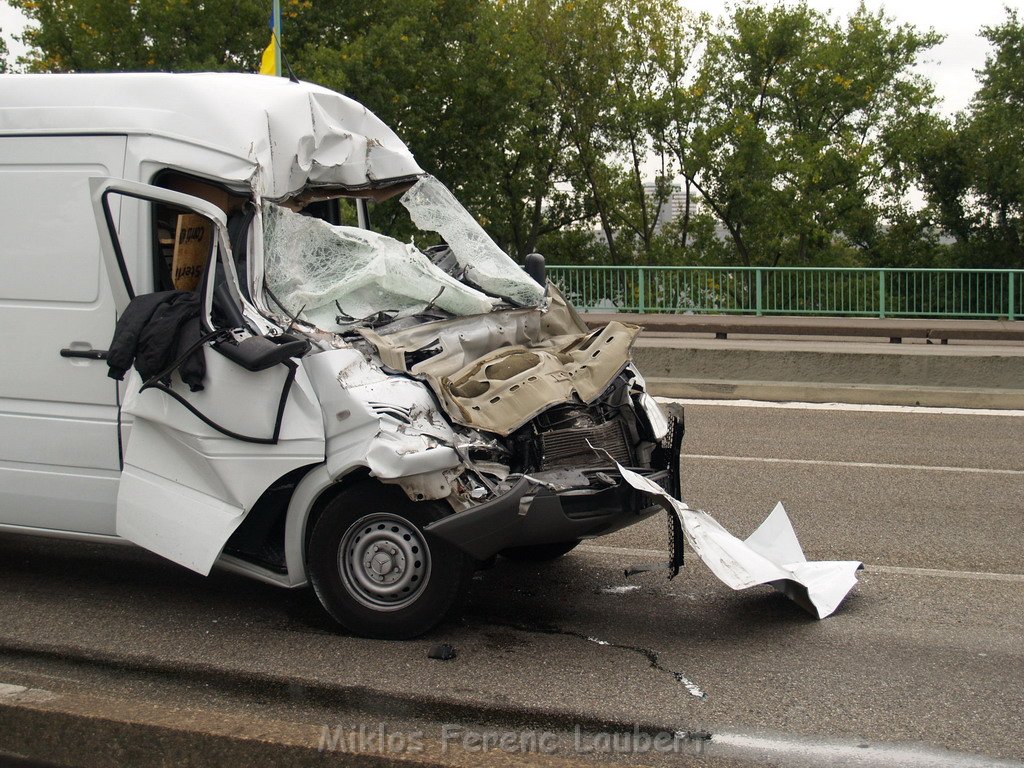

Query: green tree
(10, 0), (953, 270)
(289, 0), (487, 236)
(292, 0), (609, 259)
(602, 0), (692, 265)
(919, 10), (1024, 268)
(659, 2), (941, 266)
(529, 0), (692, 265)
(474, 0), (590, 258)
(11, 0), (268, 72)
(530, 0), (621, 261)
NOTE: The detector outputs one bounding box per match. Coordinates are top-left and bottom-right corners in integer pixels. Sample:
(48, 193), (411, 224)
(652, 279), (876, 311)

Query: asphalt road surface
(0, 399), (1021, 767)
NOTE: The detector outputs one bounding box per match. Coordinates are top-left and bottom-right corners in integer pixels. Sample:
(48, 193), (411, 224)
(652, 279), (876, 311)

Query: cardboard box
(171, 213), (213, 291)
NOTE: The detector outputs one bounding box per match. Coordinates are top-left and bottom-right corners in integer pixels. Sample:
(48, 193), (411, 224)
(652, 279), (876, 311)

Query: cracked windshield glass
(263, 176), (544, 330)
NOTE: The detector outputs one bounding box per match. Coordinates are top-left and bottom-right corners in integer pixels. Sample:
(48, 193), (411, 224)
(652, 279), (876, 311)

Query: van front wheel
(307, 483), (473, 639)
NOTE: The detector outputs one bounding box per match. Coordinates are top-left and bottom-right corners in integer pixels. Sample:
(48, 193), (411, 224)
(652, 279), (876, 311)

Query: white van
(0, 73), (680, 639)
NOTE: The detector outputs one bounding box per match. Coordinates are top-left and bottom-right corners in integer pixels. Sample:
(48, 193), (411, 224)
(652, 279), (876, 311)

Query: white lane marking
(683, 453), (1024, 476)
(867, 565), (1024, 583)
(576, 545), (1024, 583)
(657, 397), (1024, 417)
(0, 681), (58, 704)
(712, 730), (1024, 767)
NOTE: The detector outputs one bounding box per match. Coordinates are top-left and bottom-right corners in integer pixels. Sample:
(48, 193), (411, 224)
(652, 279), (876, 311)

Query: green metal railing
(547, 265), (1024, 320)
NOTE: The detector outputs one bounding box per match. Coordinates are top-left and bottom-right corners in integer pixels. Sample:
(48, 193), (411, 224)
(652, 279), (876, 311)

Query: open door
(90, 178), (325, 574)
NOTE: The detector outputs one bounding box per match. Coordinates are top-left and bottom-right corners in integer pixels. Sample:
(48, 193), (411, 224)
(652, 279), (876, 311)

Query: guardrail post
(755, 269), (763, 316)
(1010, 271), (1016, 321)
(878, 269), (886, 319)
(637, 267), (646, 313)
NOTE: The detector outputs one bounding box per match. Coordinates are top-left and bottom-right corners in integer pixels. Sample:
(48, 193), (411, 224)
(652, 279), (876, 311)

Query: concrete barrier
(623, 332), (1024, 409)
(584, 313), (1024, 343)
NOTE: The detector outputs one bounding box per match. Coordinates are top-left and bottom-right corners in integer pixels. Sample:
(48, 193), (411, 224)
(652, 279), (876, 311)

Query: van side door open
(90, 178), (325, 574)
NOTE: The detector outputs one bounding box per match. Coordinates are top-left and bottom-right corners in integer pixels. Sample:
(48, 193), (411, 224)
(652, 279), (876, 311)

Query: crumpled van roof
(0, 72), (424, 199)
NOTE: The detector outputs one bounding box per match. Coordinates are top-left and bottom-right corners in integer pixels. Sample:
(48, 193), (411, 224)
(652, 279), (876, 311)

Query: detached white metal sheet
(616, 463), (862, 618)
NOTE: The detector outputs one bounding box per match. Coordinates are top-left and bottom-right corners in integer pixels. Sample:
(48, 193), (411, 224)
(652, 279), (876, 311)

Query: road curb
(584, 312), (1024, 343)
(0, 684), (446, 768)
(0, 639), (699, 765)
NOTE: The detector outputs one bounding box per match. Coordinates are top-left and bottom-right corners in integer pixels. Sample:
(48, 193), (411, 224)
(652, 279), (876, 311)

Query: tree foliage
(10, 0), (268, 72)
(918, 10), (1024, 268)
(659, 2), (940, 266)
(9, 0), (1014, 269)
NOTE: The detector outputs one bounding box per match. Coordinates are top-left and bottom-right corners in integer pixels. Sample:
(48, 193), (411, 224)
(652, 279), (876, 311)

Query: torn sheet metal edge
(614, 462), (862, 619)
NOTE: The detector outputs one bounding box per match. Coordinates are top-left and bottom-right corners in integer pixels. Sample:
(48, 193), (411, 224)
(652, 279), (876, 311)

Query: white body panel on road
(615, 463), (863, 618)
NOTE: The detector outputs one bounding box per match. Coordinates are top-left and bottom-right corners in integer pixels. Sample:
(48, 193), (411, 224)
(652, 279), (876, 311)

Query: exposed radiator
(539, 419), (633, 470)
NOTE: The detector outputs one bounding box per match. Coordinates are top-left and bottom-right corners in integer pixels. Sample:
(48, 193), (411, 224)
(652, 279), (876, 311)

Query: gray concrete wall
(631, 337), (1024, 408)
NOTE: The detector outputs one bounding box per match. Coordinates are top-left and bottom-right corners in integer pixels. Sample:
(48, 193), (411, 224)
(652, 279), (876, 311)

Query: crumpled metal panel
(359, 287), (590, 376)
(615, 462), (862, 618)
(300, 348), (462, 500)
(0, 74), (424, 199)
(435, 321), (641, 435)
(359, 288), (640, 435)
(290, 91), (424, 193)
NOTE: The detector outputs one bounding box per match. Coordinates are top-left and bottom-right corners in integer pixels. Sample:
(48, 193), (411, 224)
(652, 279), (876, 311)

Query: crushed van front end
(424, 388), (683, 562)
(299, 299), (682, 564)
(258, 173), (682, 568)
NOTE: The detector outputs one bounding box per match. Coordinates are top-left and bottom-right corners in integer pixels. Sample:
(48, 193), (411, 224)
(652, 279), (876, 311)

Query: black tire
(500, 539), (582, 562)
(307, 482), (474, 640)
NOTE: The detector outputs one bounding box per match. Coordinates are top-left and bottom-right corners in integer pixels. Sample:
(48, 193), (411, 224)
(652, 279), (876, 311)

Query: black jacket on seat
(107, 291), (207, 391)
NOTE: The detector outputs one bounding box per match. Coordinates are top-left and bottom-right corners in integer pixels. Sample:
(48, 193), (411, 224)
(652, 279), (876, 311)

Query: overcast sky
(684, 0), (1023, 114)
(1, 0), (1021, 114)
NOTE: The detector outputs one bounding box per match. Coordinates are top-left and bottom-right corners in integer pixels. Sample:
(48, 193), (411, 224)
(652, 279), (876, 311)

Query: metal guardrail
(547, 266), (1024, 319)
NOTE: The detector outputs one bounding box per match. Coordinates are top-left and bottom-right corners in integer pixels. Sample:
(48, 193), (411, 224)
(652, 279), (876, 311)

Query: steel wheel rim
(338, 513), (431, 611)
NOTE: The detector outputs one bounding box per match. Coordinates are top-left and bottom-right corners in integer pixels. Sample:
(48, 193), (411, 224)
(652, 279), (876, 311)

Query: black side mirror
(524, 253), (546, 286)
(214, 333), (310, 372)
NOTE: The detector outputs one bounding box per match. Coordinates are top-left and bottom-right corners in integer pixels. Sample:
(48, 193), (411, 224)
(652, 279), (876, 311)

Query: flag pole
(272, 0), (283, 77)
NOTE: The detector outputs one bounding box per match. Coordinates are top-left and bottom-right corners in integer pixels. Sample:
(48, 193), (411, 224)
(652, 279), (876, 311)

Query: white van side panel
(0, 136), (127, 535)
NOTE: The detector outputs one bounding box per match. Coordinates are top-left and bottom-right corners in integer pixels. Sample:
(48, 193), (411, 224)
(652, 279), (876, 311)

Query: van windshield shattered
(263, 175), (545, 330)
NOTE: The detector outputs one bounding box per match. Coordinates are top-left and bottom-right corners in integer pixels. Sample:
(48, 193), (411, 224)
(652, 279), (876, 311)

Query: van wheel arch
(302, 467), (374, 558)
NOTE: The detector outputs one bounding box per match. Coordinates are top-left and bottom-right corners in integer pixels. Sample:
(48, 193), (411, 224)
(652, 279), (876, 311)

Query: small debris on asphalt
(674, 672), (707, 699)
(427, 643), (457, 661)
(676, 730), (712, 742)
(601, 585), (641, 594)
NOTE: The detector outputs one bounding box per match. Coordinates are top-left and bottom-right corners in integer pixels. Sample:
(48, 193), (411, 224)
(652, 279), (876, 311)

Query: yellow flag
(259, 35), (277, 76)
